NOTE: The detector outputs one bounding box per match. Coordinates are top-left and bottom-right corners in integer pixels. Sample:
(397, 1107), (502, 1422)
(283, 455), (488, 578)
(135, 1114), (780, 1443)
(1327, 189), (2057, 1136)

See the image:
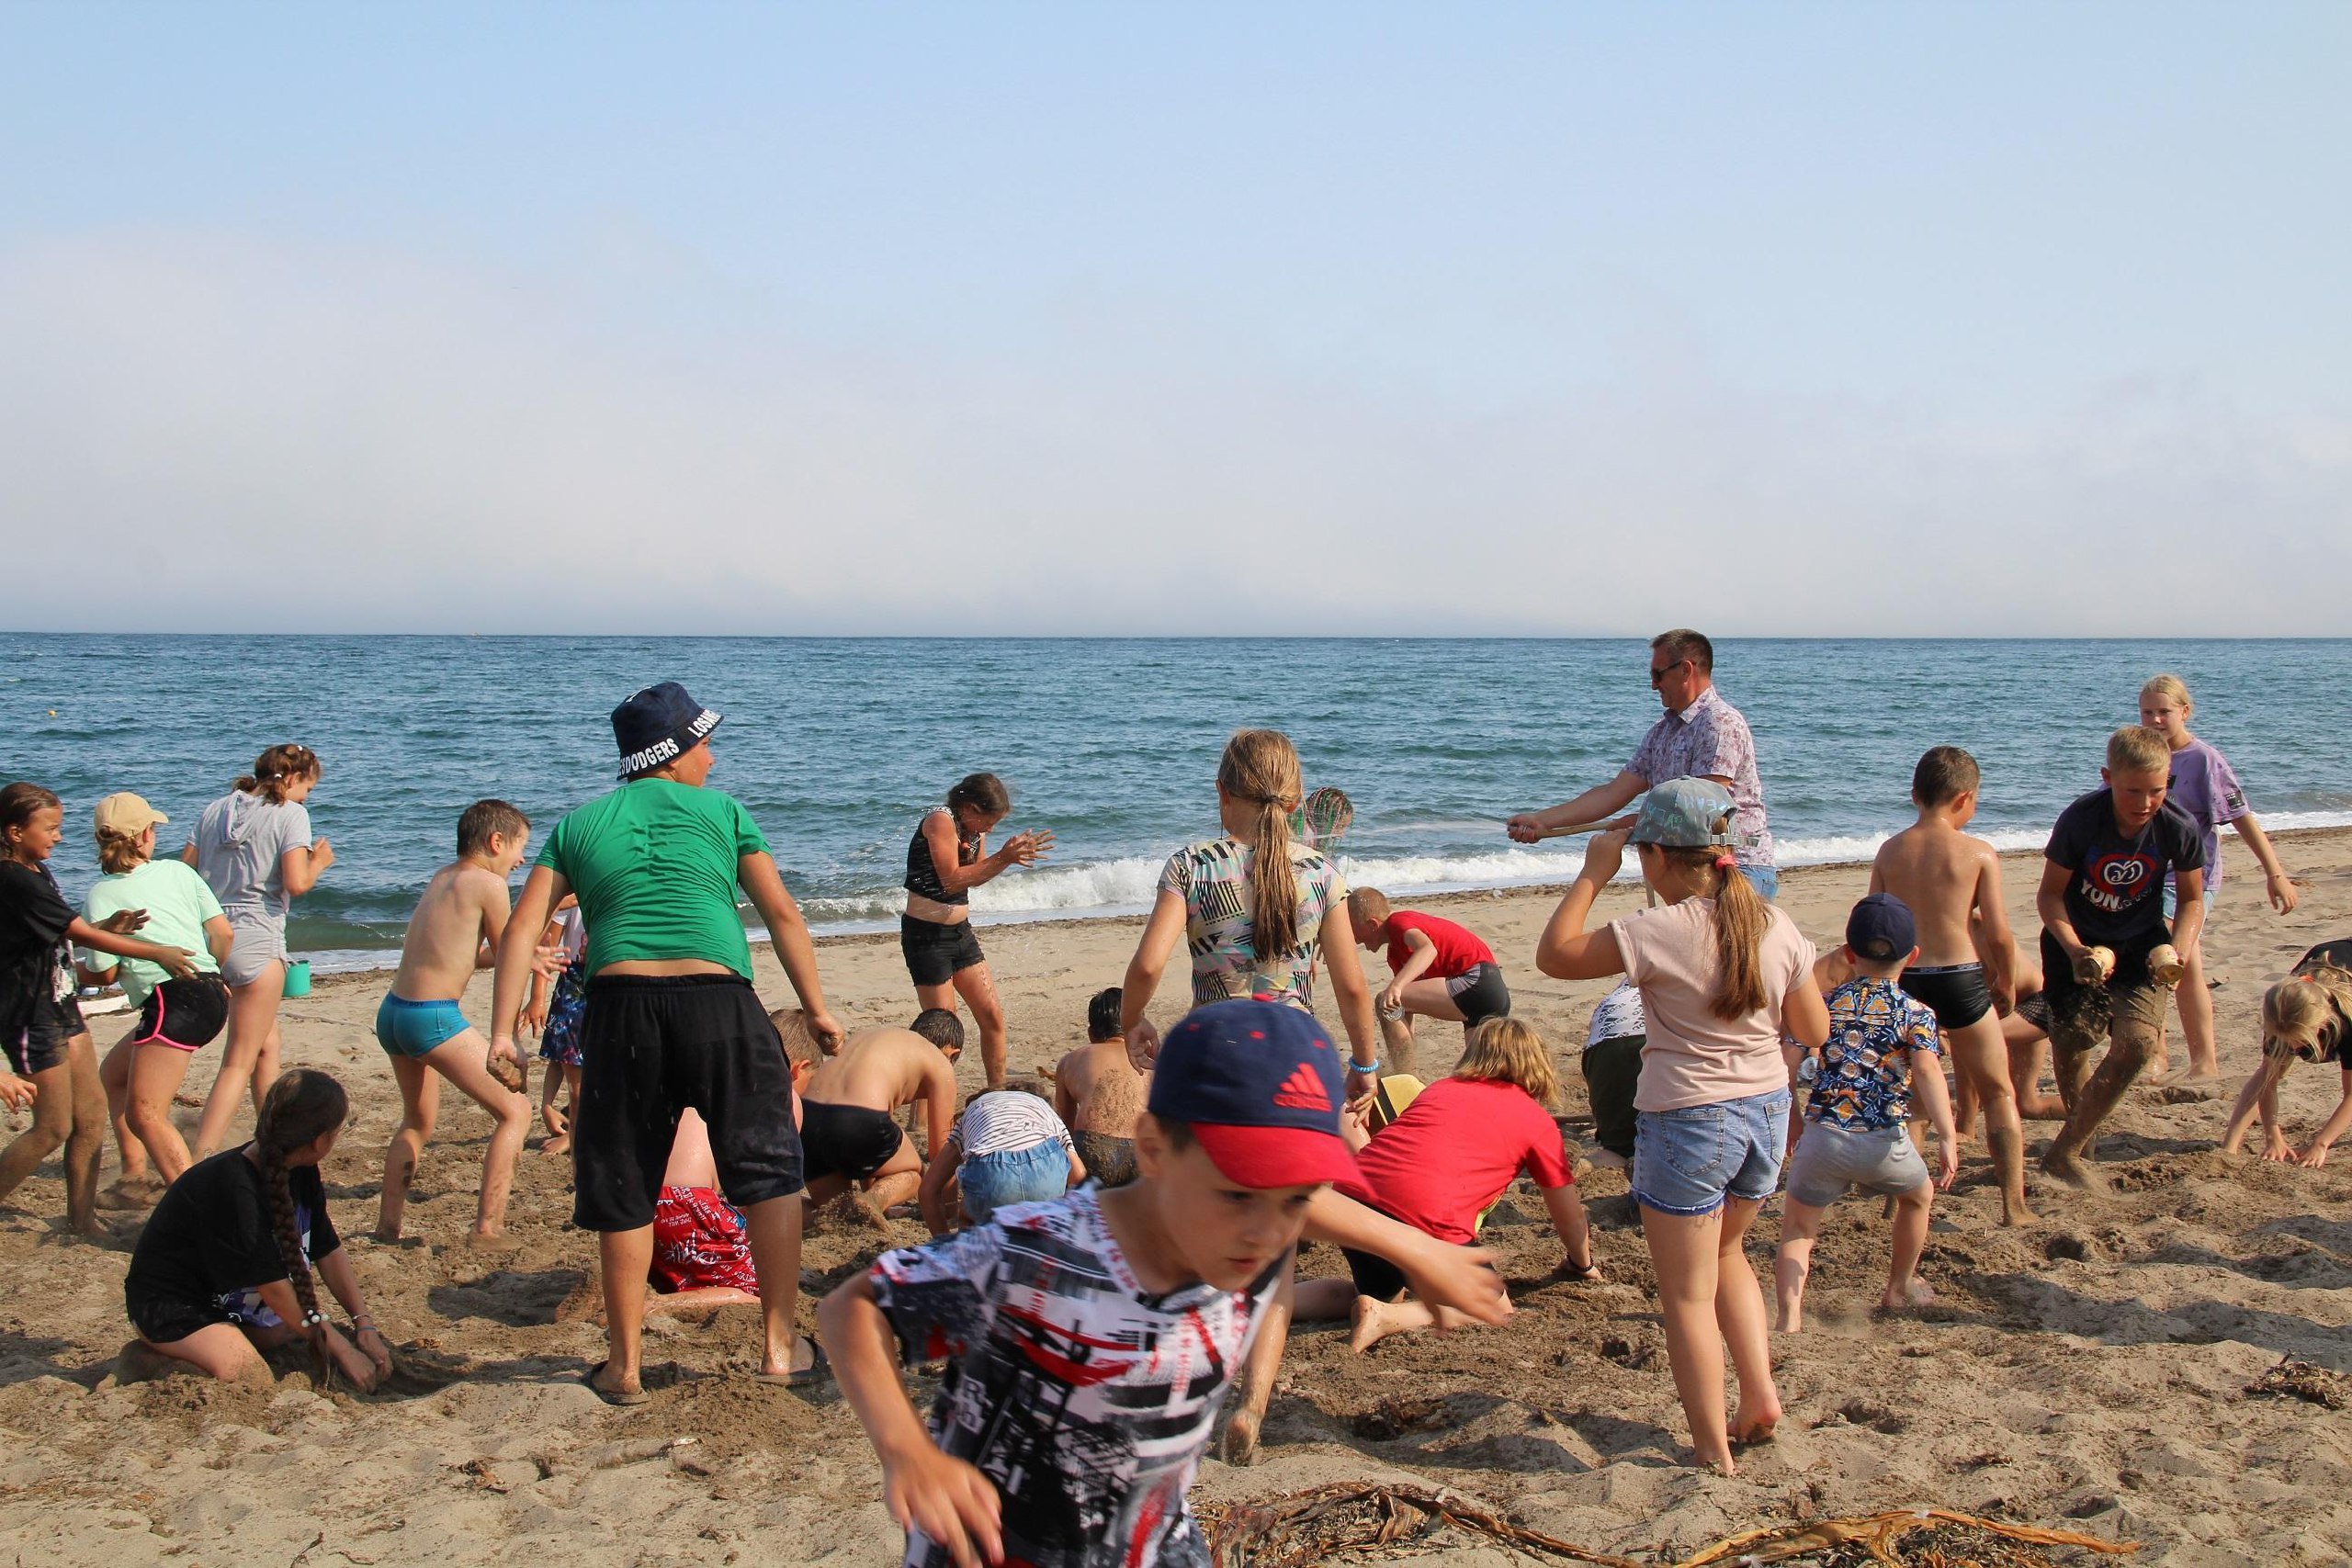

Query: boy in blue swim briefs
(373, 801), (535, 1244)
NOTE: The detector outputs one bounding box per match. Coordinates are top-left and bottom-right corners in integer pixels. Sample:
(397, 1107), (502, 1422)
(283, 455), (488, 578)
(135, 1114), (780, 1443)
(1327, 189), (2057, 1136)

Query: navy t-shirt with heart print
(2044, 788), (2204, 952)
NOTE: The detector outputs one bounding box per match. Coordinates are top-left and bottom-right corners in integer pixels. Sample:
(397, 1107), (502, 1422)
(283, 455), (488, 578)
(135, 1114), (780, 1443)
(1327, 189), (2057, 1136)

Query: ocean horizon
(11, 633), (2347, 974)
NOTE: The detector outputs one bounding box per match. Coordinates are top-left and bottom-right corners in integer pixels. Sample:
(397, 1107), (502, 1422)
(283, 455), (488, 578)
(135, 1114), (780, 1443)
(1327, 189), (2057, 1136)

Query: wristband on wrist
(1351, 1059), (1381, 1076)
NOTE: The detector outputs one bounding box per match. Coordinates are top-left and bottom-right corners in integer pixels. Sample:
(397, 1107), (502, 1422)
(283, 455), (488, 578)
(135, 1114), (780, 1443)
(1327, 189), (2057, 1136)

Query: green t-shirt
(538, 779), (772, 979)
(79, 859), (225, 1004)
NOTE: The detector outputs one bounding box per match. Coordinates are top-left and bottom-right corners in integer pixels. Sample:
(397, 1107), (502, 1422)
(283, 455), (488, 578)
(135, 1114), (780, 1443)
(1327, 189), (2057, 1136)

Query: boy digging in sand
(372, 801), (534, 1244)
(776, 1009), (959, 1221)
(1775, 895), (1956, 1332)
(1052, 987), (1148, 1187)
(2036, 728), (2205, 1190)
(1871, 746), (2030, 1224)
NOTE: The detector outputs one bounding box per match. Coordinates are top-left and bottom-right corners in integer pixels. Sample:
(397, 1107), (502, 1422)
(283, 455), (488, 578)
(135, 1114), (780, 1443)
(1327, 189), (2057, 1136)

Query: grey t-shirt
(189, 792), (312, 923)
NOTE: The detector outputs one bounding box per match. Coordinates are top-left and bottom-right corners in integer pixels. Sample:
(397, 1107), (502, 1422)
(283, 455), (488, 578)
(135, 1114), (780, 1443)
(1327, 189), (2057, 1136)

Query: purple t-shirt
(2164, 739), (2248, 890)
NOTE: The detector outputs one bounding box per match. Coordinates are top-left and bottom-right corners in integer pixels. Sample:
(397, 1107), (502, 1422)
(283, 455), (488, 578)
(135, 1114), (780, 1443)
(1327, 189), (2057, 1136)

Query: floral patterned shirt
(1626, 685), (1775, 870)
(1805, 976), (1940, 1132)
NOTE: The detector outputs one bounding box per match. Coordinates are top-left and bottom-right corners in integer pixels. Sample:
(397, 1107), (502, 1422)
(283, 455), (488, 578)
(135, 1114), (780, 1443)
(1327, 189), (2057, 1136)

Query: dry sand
(6, 829), (2352, 1565)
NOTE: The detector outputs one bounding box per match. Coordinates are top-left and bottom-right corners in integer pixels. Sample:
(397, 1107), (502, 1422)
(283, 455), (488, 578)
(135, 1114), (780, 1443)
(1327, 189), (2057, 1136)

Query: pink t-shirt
(1609, 898), (1815, 1113)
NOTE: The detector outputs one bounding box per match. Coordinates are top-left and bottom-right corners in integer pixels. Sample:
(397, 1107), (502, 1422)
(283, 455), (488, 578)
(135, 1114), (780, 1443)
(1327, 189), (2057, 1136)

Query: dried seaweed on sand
(1198, 1485), (2138, 1568)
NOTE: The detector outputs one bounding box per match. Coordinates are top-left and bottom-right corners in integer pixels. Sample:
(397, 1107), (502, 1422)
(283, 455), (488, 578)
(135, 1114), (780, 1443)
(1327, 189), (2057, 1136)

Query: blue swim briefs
(374, 993), (474, 1059)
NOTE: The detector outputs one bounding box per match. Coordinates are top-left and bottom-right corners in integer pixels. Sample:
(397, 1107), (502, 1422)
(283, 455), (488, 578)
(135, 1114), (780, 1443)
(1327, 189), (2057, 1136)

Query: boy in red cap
(819, 998), (1512, 1568)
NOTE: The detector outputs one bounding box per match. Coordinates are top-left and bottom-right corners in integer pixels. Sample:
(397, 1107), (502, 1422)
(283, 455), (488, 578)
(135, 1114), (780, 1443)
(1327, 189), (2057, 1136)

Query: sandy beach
(6, 829), (2351, 1566)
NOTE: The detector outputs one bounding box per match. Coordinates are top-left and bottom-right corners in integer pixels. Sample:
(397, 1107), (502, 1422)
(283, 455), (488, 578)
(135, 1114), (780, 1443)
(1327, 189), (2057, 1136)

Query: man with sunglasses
(1508, 628), (1779, 898)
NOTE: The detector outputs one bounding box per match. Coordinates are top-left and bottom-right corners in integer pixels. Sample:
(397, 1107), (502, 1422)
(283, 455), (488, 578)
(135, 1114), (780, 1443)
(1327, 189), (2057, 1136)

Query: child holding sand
(1870, 746), (2030, 1224)
(819, 998), (1510, 1568)
(529, 893), (588, 1155)
(2037, 728), (2206, 1189)
(77, 794), (234, 1197)
(1, 782), (201, 1235)
(2137, 674), (2301, 1084)
(1346, 888), (1511, 1077)
(1297, 1017), (1599, 1351)
(119, 1068), (388, 1391)
(1536, 778), (1828, 1473)
(1775, 894), (1957, 1332)
(2219, 942), (2352, 1166)
(371, 800), (535, 1243)
(1052, 986), (1148, 1186)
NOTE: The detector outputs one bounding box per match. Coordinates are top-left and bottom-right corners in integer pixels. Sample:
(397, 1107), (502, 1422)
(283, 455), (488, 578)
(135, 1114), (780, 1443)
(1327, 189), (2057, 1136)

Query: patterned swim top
(1157, 837), (1344, 1011)
(905, 807), (981, 907)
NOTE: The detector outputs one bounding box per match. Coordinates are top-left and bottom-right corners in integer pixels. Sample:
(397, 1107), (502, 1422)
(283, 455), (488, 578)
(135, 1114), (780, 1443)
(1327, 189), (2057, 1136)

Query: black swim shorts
(1340, 1246), (1408, 1303)
(1579, 1032), (1644, 1161)
(1072, 1129), (1137, 1188)
(1899, 963), (1992, 1031)
(130, 976), (232, 1052)
(124, 1287), (233, 1348)
(1444, 962), (1511, 1027)
(801, 1100), (908, 1183)
(6, 992), (84, 1077)
(900, 914), (985, 988)
(572, 975), (803, 1233)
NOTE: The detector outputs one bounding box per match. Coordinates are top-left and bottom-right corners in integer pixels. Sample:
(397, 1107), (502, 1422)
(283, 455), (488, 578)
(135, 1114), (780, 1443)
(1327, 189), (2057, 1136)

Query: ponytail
(1655, 842), (1770, 1019)
(237, 744), (322, 805)
(1217, 729), (1305, 961)
(253, 1069), (349, 1385)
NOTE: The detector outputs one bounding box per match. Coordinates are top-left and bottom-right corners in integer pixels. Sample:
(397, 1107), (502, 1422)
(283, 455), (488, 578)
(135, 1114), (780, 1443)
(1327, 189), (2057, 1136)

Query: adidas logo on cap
(1272, 1064), (1330, 1113)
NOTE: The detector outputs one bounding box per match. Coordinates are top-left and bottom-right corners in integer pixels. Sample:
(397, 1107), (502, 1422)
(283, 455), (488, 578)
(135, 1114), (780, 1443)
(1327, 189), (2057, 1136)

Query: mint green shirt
(538, 779), (771, 979)
(80, 859), (225, 1004)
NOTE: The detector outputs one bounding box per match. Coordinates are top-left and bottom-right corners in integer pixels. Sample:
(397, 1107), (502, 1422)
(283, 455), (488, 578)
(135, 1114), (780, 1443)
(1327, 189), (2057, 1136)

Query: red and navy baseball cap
(1147, 999), (1361, 1189)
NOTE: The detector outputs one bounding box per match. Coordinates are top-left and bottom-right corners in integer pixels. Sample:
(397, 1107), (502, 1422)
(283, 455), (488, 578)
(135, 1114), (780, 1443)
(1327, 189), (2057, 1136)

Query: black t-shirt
(0, 861), (76, 1039)
(124, 1146), (340, 1308)
(2044, 789), (2204, 951)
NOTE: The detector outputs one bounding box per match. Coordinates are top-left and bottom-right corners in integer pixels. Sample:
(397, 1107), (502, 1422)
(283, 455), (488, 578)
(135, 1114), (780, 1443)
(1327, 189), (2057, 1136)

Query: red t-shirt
(1336, 1077), (1570, 1245)
(1384, 910), (1494, 979)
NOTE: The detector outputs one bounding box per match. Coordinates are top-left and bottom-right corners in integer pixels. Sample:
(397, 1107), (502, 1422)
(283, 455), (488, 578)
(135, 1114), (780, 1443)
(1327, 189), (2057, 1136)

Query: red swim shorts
(649, 1185), (760, 1295)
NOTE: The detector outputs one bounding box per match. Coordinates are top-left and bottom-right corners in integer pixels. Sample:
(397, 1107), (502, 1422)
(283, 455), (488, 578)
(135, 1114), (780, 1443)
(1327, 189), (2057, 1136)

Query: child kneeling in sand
(776, 1008), (959, 1219)
(1775, 895), (1956, 1332)
(1296, 1017), (1599, 1351)
(918, 1076), (1082, 1234)
(1052, 986), (1148, 1186)
(819, 998), (1514, 1568)
(2220, 942), (2352, 1167)
(372, 801), (535, 1243)
(119, 1069), (390, 1391)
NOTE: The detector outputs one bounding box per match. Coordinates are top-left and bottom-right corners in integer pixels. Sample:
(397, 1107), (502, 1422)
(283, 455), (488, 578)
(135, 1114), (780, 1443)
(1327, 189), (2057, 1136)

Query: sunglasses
(1649, 658), (1687, 686)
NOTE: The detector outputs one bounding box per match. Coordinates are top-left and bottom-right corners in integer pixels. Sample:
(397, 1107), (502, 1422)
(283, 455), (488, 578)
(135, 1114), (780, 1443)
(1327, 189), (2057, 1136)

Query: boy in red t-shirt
(1346, 889), (1511, 1077)
(1295, 1018), (1600, 1350)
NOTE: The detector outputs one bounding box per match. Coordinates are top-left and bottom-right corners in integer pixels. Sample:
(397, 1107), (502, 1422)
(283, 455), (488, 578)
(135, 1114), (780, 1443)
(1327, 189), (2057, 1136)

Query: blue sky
(3, 5), (2345, 634)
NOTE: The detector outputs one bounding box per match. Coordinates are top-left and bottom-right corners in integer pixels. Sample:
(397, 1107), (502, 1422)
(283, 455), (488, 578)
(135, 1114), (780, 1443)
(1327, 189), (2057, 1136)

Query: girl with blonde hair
(1295, 1016), (1600, 1351)
(2219, 942), (2352, 1166)
(2135, 673), (2300, 1082)
(1535, 777), (1829, 1475)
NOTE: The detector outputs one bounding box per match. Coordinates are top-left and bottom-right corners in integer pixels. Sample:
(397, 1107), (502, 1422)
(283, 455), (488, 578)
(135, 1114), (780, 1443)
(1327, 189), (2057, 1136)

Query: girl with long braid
(119, 1069), (389, 1390)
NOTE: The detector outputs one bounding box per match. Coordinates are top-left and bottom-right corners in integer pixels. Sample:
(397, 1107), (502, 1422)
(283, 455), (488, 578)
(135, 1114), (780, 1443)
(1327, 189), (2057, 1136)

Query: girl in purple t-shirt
(2138, 674), (2301, 1083)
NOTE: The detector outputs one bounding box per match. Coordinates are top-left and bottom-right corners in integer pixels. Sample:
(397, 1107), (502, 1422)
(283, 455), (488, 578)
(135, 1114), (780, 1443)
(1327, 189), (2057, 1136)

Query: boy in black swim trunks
(776, 1010), (958, 1217)
(2036, 727), (2205, 1190)
(1870, 746), (2031, 1224)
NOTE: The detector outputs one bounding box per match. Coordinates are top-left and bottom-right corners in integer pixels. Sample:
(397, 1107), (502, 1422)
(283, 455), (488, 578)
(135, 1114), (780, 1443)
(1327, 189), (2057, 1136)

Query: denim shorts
(1739, 864), (1779, 902)
(959, 1140), (1070, 1224)
(2161, 883), (2215, 921)
(1631, 1088), (1791, 1217)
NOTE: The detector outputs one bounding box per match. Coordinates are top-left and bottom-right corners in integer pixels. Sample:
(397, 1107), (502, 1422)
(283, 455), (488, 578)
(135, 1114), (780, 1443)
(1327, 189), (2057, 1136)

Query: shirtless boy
(372, 801), (535, 1243)
(1871, 746), (2030, 1224)
(1051, 987), (1148, 1187)
(775, 1009), (957, 1215)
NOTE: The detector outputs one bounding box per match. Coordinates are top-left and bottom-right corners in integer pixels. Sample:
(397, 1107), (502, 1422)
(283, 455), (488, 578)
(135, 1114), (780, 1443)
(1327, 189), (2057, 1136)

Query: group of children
(5, 662), (2336, 1568)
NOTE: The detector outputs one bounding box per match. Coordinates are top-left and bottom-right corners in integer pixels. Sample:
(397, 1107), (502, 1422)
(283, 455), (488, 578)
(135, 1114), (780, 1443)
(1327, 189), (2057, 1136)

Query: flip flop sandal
(582, 1359), (650, 1406)
(1563, 1257), (1604, 1282)
(753, 1337), (831, 1389)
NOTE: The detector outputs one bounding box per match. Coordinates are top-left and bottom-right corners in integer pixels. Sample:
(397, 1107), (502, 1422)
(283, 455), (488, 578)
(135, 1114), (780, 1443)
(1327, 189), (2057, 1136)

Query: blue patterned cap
(1630, 777), (1738, 850)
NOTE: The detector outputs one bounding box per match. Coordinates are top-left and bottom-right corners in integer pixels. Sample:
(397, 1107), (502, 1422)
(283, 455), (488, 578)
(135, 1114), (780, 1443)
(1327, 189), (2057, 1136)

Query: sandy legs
(590, 1190), (810, 1400)
(193, 964), (284, 1159)
(0, 1032), (107, 1235)
(538, 1062), (581, 1156)
(918, 958), (1008, 1089)
(2042, 1019), (2161, 1189)
(2165, 937), (2222, 1084)
(1947, 1013), (2034, 1224)
(1643, 1196), (1779, 1473)
(100, 1030), (197, 1191)
(375, 1030), (531, 1242)
(1220, 1264), (1293, 1464)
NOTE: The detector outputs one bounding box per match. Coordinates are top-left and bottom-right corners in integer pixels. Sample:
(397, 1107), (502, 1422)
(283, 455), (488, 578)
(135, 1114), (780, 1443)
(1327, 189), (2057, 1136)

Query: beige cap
(93, 793), (168, 836)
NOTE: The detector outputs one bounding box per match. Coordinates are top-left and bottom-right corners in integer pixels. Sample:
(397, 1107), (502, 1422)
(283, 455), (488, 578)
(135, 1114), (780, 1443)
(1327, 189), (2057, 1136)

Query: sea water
(7, 636), (2346, 971)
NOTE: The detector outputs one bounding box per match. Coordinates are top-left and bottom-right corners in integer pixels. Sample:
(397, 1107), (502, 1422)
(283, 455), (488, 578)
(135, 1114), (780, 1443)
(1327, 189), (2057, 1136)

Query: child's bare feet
(97, 1178), (160, 1211)
(1349, 1295), (1405, 1354)
(1586, 1148), (1629, 1173)
(538, 1133), (572, 1158)
(464, 1227), (520, 1253)
(1218, 1405), (1261, 1466)
(1729, 1399), (1781, 1449)
(1878, 1278), (1938, 1314)
(1999, 1194), (2039, 1227)
(370, 1224), (403, 1245)
(2040, 1146), (2106, 1191)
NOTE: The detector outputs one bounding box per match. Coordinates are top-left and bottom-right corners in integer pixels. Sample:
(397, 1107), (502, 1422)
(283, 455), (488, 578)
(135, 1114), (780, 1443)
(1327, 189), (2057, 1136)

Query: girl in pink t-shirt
(1534, 778), (1828, 1476)
(1293, 1018), (1600, 1351)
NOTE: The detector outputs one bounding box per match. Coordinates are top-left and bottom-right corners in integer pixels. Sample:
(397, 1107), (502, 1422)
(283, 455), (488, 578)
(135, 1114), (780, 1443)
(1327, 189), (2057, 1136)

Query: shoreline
(282, 821), (2352, 983)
